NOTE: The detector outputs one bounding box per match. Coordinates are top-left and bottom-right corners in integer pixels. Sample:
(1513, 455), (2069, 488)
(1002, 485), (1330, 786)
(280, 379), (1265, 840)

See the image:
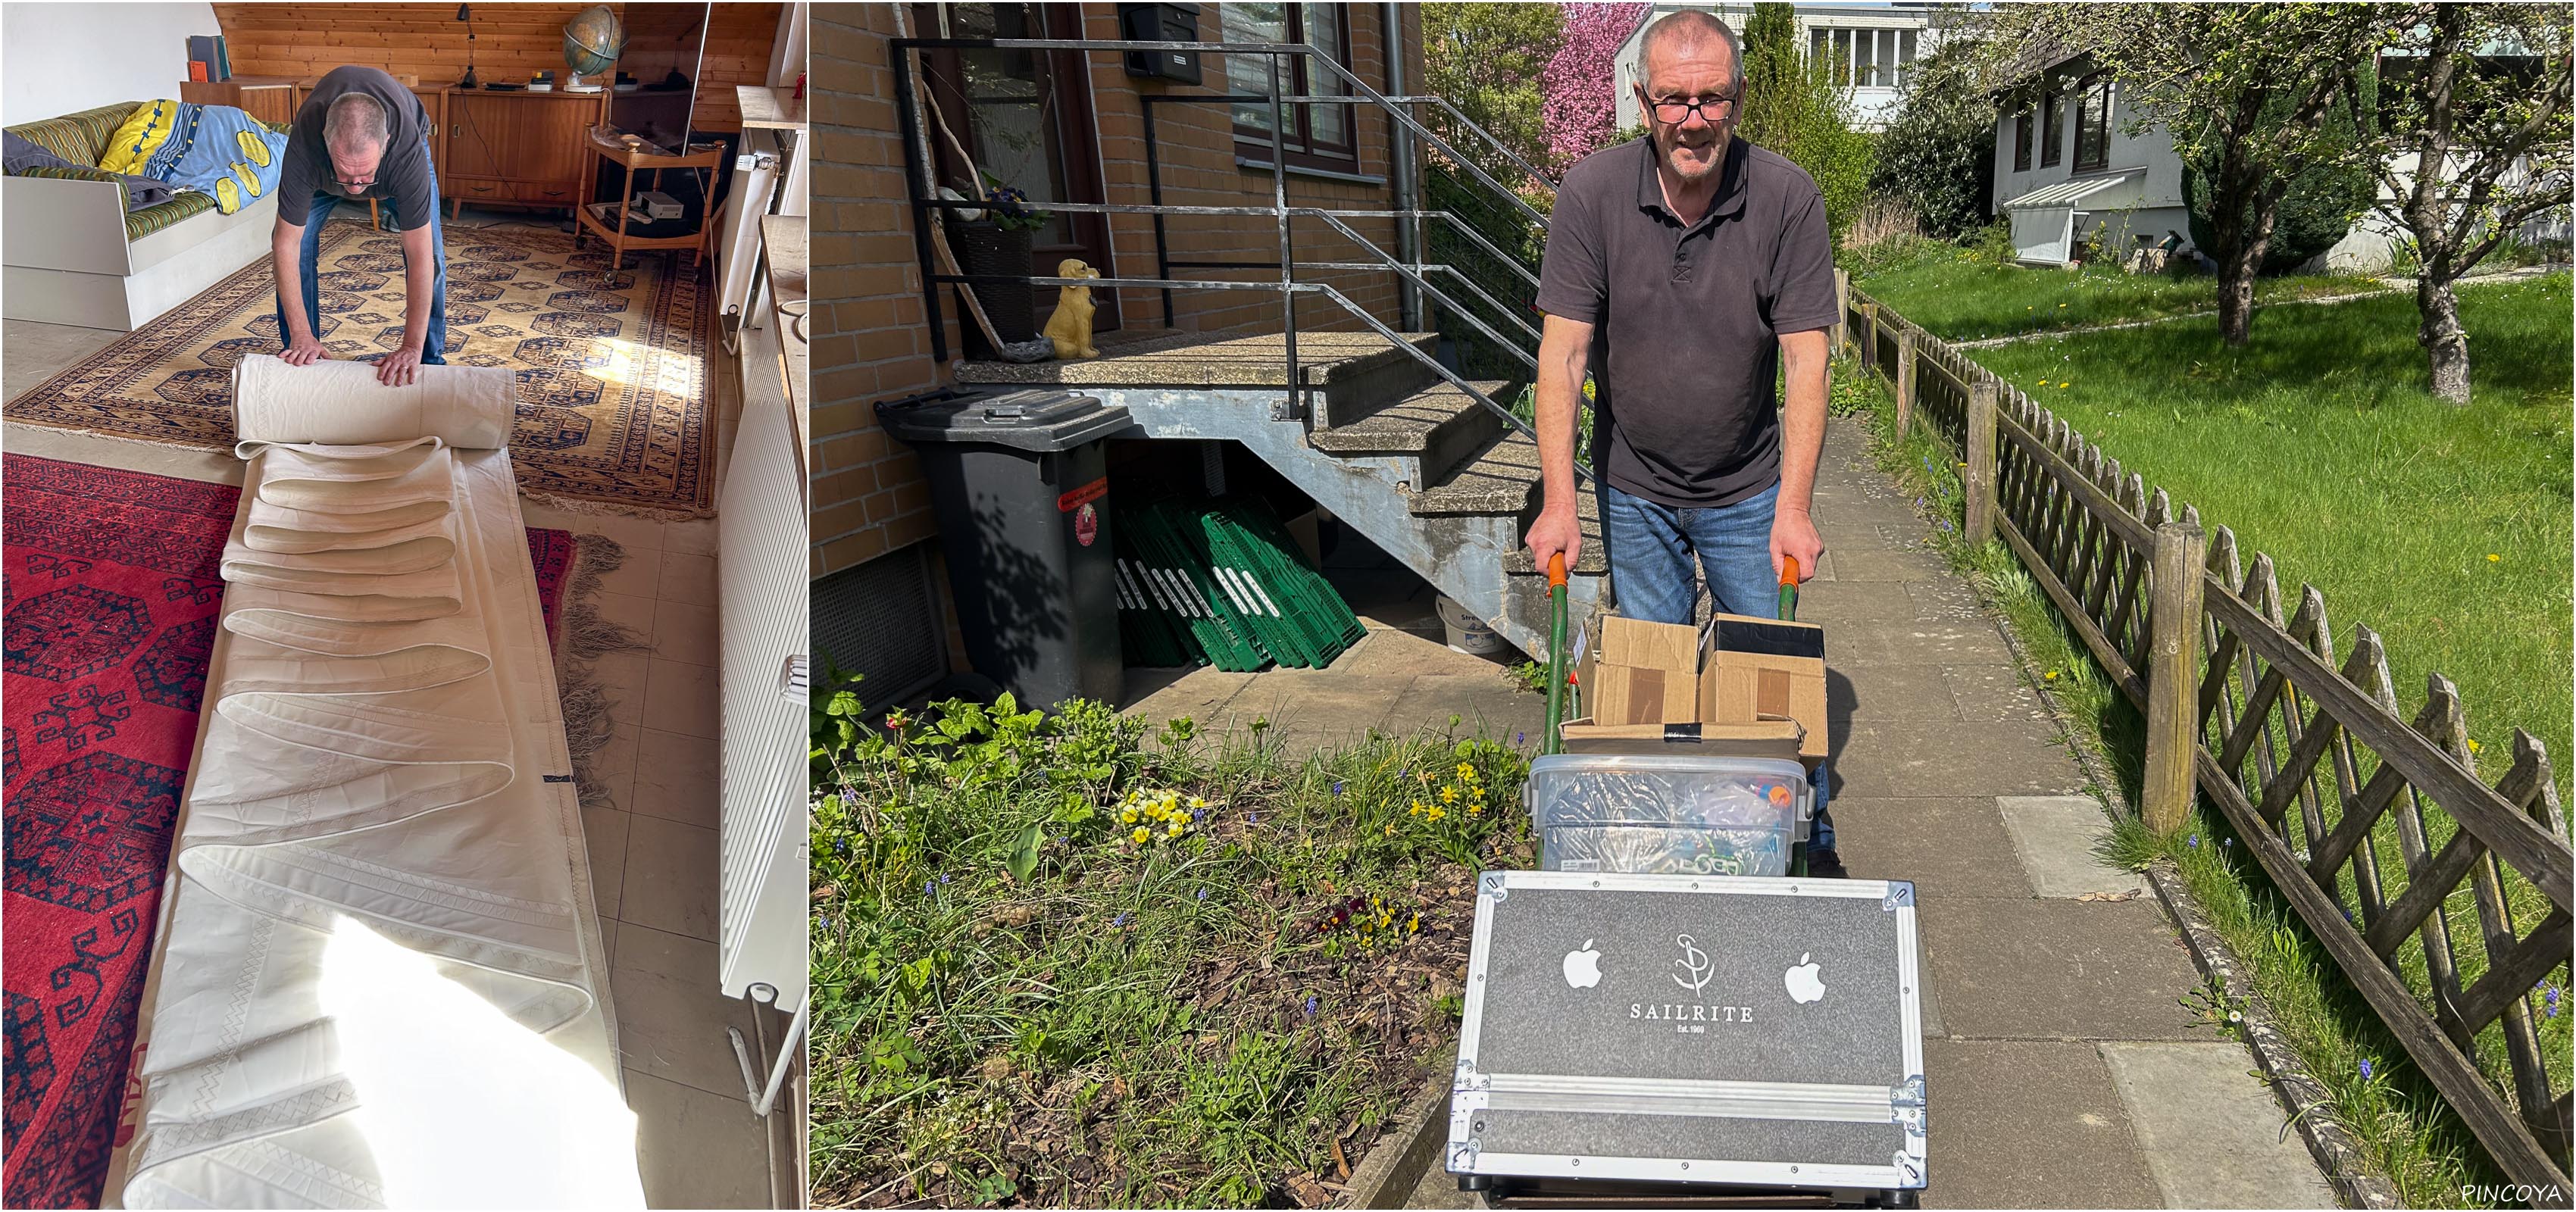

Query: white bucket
(1436, 595), (1506, 656)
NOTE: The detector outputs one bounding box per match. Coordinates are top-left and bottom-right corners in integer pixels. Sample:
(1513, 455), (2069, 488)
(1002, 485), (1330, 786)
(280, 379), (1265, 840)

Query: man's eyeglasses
(1647, 95), (1738, 123)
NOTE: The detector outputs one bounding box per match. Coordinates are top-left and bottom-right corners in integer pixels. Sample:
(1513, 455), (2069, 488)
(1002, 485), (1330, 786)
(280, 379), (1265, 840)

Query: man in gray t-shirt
(270, 66), (447, 386)
(1527, 10), (1843, 868)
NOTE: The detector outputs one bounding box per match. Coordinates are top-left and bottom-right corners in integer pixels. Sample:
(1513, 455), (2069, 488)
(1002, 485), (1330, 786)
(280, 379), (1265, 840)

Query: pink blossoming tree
(1540, 2), (1650, 168)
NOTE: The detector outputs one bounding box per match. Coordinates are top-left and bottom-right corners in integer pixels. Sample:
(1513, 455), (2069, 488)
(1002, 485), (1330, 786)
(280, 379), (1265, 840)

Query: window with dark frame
(2014, 109), (2033, 171)
(2074, 72), (2113, 172)
(2040, 83), (2063, 167)
(1222, 2), (1358, 171)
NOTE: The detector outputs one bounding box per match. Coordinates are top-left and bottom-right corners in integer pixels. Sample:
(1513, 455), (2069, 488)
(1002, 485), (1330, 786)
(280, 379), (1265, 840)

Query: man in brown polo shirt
(1526, 8), (1843, 868)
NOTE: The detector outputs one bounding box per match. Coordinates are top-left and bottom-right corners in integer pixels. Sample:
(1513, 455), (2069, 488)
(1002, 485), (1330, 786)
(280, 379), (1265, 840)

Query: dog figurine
(1043, 258), (1102, 360)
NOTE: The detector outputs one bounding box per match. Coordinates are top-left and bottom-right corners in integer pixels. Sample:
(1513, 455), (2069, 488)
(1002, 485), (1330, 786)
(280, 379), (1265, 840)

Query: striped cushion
(125, 192), (217, 241)
(11, 165), (123, 185)
(4, 102), (147, 166)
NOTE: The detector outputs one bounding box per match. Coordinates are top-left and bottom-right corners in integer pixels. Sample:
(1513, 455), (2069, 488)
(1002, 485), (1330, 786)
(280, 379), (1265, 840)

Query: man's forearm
(400, 242), (434, 352)
(1535, 334), (1588, 517)
(273, 227), (314, 345)
(1777, 334), (1828, 516)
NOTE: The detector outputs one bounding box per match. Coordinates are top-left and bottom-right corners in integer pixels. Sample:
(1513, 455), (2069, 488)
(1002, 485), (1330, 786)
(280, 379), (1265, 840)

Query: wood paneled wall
(211, 2), (783, 130)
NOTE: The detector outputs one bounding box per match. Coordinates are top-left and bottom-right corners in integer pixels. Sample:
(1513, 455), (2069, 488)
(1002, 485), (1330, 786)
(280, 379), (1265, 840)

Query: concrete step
(1501, 489), (1606, 576)
(1306, 380), (1512, 493)
(1408, 430), (1538, 517)
(957, 330), (1440, 428)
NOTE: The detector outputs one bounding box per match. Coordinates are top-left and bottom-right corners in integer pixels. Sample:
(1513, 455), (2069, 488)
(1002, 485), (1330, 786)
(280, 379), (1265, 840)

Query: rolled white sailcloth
(233, 354), (518, 448)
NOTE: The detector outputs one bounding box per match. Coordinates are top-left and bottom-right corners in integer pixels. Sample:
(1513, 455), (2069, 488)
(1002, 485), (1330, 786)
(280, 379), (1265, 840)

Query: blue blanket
(119, 102), (286, 214)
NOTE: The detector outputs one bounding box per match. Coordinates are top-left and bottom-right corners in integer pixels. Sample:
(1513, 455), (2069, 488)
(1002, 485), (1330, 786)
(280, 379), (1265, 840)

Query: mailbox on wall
(1118, 2), (1203, 83)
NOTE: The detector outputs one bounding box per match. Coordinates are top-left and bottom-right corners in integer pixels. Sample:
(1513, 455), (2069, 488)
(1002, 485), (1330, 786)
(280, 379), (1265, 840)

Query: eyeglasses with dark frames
(1646, 94), (1739, 123)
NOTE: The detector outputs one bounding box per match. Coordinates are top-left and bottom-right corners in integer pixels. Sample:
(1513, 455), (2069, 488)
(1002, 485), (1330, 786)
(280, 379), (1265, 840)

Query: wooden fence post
(1832, 267), (1850, 358)
(1861, 301), (1880, 373)
(1964, 380), (1996, 545)
(2141, 520), (2209, 835)
(1894, 329), (1918, 438)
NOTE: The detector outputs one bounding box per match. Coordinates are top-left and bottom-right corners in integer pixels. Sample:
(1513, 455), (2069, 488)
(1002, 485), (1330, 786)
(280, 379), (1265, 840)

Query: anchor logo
(1670, 933), (1714, 995)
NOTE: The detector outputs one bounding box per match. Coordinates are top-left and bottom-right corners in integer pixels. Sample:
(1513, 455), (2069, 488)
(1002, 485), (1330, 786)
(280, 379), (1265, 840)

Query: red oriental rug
(1, 454), (574, 1209)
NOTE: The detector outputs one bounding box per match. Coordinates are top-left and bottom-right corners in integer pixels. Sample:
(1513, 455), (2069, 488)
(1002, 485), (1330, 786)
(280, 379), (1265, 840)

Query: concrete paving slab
(1379, 674), (1547, 747)
(2097, 1042), (2338, 1209)
(1921, 898), (2205, 1041)
(1118, 666), (1255, 726)
(1832, 721), (2085, 800)
(1796, 579), (1931, 624)
(1336, 627), (1524, 680)
(1939, 664), (2052, 726)
(1920, 1039), (2163, 1209)
(1903, 579), (1990, 622)
(1996, 796), (2147, 900)
(1827, 798), (2035, 901)
(1824, 545), (1953, 582)
(1833, 620), (2017, 668)
(1830, 664), (1968, 724)
(1228, 673), (1417, 759)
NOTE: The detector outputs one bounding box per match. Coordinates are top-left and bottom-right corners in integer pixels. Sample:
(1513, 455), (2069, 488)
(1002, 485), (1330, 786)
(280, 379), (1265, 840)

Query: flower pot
(946, 220), (1038, 359)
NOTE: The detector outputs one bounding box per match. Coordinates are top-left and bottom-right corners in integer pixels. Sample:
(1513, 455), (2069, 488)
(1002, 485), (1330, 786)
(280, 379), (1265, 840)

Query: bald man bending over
(271, 65), (447, 386)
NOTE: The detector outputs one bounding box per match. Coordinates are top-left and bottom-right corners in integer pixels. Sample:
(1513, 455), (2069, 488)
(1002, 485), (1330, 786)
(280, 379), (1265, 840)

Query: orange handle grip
(1780, 555), (1799, 586)
(1549, 551), (1567, 588)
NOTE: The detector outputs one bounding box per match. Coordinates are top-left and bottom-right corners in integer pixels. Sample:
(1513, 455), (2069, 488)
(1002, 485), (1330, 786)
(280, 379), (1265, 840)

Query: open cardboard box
(1565, 608), (1829, 766)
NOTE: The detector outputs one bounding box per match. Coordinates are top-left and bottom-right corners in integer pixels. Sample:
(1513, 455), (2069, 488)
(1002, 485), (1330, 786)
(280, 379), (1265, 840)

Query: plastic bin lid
(875, 389), (1132, 452)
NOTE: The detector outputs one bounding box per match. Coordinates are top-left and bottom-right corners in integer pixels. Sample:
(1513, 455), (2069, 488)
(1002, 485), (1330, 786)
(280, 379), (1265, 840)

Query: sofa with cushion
(4, 102), (285, 331)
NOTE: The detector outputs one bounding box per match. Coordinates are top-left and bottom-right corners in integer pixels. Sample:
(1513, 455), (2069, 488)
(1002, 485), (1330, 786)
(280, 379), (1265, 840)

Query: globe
(562, 5), (625, 77)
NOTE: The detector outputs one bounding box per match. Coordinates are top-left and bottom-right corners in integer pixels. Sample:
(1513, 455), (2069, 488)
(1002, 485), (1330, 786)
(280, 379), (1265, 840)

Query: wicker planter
(947, 220), (1037, 359)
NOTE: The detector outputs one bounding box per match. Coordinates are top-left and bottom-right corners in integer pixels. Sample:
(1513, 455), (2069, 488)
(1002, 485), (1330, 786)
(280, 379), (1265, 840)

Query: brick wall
(808, 2), (1426, 593)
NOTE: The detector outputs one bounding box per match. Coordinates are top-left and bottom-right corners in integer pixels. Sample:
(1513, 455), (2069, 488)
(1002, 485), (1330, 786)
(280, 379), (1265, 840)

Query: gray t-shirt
(1535, 136), (1840, 509)
(277, 66), (436, 230)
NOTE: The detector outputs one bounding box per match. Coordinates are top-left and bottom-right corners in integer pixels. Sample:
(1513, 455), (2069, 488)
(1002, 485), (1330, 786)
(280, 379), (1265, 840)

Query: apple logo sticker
(1785, 952), (1826, 1004)
(1562, 940), (1603, 989)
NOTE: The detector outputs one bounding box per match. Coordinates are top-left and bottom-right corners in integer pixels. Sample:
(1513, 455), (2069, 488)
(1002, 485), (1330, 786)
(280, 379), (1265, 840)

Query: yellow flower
(1472, 786), (1487, 799)
(1427, 806), (1445, 821)
(2058, 302), (2068, 308)
(1468, 802), (1482, 816)
(1409, 801), (1424, 816)
(2468, 738), (2483, 754)
(1440, 786), (1458, 804)
(1121, 807), (1139, 824)
(1131, 826), (1151, 844)
(1383, 823), (1396, 836)
(2058, 382), (2070, 389)
(1456, 763), (1476, 781)
(2045, 670), (2060, 680)
(1408, 914), (1421, 933)
(1188, 795), (1207, 809)
(1166, 822), (1184, 837)
(2486, 553), (2501, 562)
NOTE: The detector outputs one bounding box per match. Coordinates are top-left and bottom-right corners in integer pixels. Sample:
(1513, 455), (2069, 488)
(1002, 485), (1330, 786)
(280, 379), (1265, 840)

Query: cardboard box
(1558, 718), (1812, 766)
(1571, 614), (1710, 726)
(1598, 615), (1700, 672)
(1697, 612), (1829, 763)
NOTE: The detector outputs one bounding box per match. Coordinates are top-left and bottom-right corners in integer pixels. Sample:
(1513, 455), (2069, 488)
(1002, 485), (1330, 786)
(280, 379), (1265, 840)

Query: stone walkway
(1121, 418), (2342, 1209)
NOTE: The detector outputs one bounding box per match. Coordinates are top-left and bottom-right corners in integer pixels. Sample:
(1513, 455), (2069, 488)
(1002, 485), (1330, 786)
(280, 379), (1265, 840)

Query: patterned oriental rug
(5, 220), (713, 518)
(0, 455), (577, 1210)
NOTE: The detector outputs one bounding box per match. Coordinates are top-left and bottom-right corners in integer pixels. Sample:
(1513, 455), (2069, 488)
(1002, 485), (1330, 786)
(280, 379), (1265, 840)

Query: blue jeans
(275, 174), (445, 364)
(1598, 477), (1838, 852)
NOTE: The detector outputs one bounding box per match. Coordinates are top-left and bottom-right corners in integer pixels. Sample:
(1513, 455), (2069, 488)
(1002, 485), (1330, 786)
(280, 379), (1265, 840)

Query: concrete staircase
(955, 330), (1605, 661)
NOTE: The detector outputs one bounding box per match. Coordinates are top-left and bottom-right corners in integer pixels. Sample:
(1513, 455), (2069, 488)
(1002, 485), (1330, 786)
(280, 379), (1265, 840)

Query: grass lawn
(811, 689), (1531, 1207)
(1849, 239), (2386, 344)
(1843, 272), (2574, 1203)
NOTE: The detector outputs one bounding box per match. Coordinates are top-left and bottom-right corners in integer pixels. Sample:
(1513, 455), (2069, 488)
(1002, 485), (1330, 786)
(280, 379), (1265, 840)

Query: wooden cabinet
(437, 89), (609, 217)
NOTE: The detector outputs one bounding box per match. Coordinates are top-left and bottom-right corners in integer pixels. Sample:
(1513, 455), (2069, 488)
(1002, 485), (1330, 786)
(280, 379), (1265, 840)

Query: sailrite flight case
(1449, 870), (1927, 1207)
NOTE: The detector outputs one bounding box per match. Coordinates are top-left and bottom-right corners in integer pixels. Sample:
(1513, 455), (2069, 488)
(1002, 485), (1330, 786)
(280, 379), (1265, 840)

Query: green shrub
(1868, 40), (1997, 240)
(1738, 2), (1875, 245)
(2183, 89), (2373, 276)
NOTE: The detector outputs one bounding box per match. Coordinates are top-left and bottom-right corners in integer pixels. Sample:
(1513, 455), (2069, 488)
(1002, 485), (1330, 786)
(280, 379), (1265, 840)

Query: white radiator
(717, 315), (810, 1018)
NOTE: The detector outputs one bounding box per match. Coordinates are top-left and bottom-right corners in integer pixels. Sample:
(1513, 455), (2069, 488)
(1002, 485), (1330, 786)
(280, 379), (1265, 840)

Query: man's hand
(1771, 505), (1823, 583)
(281, 336), (329, 367)
(1526, 504), (1583, 576)
(375, 347), (424, 387)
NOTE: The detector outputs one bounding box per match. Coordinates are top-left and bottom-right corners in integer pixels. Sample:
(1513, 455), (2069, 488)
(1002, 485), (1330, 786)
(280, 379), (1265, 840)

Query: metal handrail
(892, 34), (1587, 493)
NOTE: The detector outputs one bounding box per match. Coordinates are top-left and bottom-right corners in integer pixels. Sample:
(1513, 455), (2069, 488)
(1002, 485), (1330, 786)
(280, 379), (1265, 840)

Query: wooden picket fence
(1838, 284), (2574, 1195)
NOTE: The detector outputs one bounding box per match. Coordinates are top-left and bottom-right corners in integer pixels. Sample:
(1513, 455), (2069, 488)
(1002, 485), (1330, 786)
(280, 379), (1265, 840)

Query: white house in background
(1992, 44), (2571, 270)
(1612, 3), (1957, 134)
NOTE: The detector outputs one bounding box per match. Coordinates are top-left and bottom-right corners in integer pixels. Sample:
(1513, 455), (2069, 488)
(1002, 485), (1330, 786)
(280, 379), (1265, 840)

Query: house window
(2040, 85), (2064, 167)
(2074, 73), (2113, 172)
(2014, 110), (2033, 172)
(1224, 2), (1355, 170)
(1812, 26), (1919, 88)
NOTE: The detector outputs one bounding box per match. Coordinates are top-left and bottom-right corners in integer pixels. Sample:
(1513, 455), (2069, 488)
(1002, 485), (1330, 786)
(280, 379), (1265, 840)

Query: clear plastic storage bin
(1524, 753), (1815, 877)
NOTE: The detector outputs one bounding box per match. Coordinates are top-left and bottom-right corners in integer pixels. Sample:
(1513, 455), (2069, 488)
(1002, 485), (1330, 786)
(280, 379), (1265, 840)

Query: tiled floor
(3, 201), (789, 1207)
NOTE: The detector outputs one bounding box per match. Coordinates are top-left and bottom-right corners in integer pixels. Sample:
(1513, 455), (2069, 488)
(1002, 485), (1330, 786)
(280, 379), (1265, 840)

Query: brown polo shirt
(1535, 136), (1839, 508)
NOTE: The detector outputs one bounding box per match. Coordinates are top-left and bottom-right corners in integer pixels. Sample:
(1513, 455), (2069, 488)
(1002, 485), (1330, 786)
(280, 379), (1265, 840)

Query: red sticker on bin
(1058, 476), (1108, 511)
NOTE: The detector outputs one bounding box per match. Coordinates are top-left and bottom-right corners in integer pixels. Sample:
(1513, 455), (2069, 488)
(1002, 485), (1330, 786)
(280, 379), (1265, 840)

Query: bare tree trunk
(2417, 270), (2472, 404)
